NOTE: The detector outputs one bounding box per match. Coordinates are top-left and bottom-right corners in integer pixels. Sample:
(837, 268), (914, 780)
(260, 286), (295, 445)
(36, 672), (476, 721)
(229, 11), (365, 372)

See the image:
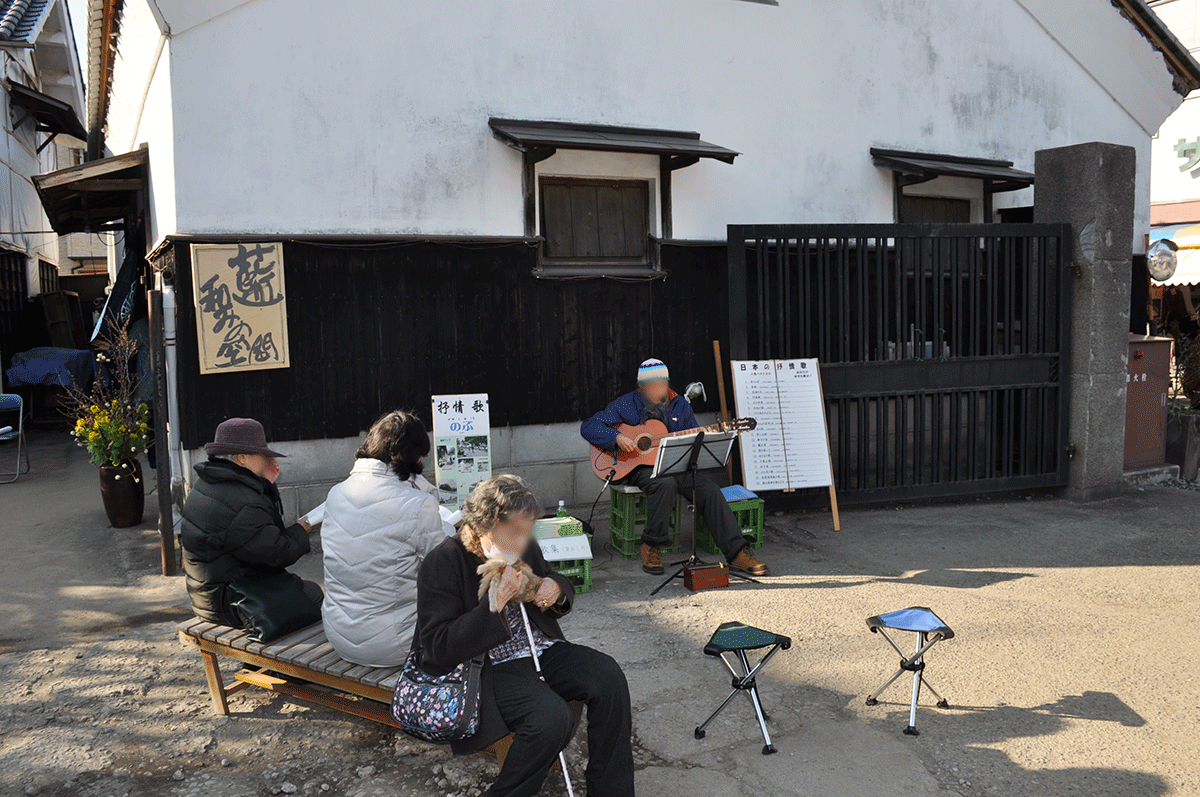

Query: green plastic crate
(696, 497), (765, 555)
(608, 487), (682, 560)
(552, 556), (593, 594)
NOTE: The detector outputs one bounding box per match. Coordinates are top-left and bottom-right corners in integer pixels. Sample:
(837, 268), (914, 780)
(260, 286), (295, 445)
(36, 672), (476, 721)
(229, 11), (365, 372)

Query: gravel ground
(3, 433), (1199, 796)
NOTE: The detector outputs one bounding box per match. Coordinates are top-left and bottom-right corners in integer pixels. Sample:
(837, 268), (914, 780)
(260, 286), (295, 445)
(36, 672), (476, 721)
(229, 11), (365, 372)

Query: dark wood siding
(167, 240), (726, 449)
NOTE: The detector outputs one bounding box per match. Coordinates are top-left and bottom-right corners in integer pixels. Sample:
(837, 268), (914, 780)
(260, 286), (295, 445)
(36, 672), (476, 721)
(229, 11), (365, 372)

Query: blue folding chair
(694, 621), (791, 754)
(0, 394), (29, 483)
(865, 607), (954, 736)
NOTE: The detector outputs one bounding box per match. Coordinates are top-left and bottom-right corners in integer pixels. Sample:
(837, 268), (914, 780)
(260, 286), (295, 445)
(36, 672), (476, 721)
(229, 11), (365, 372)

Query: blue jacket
(580, 390), (699, 452)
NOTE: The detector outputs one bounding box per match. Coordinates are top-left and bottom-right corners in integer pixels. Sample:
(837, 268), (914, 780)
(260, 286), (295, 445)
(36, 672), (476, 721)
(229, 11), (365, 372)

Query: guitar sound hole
(637, 437), (652, 451)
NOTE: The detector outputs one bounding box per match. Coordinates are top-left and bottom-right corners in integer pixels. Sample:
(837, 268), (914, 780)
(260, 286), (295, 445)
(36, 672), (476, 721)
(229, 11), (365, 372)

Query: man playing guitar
(581, 358), (771, 577)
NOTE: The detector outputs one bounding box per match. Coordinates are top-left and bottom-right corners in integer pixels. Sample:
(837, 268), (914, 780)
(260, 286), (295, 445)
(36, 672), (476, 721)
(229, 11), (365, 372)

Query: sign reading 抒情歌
(191, 243), (290, 374)
(432, 394), (491, 509)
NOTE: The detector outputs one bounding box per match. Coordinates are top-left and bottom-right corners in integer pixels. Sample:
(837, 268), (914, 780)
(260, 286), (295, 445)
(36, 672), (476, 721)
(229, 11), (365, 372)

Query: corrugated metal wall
(164, 240), (728, 449)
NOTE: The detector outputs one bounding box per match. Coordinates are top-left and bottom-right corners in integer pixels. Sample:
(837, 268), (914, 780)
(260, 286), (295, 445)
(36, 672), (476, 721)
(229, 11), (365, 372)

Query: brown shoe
(730, 548), (770, 577)
(641, 543), (665, 575)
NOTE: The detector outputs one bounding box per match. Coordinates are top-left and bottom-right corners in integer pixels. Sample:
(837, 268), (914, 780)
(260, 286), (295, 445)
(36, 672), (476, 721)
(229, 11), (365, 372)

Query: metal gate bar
(728, 224), (1072, 503)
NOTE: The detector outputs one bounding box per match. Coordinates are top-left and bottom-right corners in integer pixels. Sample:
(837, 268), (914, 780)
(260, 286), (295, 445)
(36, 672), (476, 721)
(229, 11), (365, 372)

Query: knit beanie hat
(637, 358), (670, 384)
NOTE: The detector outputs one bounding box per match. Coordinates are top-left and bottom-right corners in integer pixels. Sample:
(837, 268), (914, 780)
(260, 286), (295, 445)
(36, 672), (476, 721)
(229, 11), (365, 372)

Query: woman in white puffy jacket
(321, 410), (454, 666)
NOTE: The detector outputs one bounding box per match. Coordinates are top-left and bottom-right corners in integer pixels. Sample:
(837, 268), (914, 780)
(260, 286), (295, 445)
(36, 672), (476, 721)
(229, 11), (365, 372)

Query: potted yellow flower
(66, 322), (153, 527)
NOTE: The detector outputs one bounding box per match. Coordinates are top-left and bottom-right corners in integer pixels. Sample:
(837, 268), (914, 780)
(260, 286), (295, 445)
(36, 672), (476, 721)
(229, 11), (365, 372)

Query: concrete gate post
(1034, 142), (1135, 501)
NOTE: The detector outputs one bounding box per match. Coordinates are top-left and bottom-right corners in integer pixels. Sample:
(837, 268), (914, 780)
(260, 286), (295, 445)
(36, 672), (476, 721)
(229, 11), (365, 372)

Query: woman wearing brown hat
(179, 418), (321, 627)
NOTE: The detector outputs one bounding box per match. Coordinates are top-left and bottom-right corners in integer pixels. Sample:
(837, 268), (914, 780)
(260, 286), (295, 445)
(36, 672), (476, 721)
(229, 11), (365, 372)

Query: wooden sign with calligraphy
(191, 243), (290, 374)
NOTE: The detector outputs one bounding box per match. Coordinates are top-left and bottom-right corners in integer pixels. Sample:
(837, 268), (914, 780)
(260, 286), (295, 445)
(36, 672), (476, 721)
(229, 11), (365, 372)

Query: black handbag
(226, 572), (322, 643)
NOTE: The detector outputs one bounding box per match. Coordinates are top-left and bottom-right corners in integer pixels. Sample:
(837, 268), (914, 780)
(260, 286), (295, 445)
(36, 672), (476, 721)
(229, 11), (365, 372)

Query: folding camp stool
(865, 607), (954, 736)
(694, 621), (791, 755)
(0, 394), (29, 484)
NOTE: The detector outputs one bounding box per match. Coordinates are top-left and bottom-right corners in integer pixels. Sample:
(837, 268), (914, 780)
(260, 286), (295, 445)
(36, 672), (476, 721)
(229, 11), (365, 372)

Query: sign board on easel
(731, 359), (840, 530)
(432, 393), (491, 509)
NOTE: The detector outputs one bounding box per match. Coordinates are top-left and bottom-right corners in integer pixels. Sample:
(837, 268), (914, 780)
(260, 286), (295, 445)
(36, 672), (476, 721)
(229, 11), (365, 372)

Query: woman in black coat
(179, 418), (320, 626)
(414, 475), (635, 797)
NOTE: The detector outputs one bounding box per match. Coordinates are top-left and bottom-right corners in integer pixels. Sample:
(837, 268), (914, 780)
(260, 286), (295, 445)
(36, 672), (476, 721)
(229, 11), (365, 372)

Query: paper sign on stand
(731, 358), (841, 530)
(432, 393), (491, 509)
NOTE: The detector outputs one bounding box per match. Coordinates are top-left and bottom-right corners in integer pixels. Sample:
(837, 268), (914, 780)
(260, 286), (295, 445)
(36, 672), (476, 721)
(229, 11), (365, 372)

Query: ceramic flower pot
(99, 459), (145, 528)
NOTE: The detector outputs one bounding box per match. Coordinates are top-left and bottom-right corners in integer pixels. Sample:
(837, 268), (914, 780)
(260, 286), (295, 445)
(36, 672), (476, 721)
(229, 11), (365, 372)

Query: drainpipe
(161, 283), (185, 512)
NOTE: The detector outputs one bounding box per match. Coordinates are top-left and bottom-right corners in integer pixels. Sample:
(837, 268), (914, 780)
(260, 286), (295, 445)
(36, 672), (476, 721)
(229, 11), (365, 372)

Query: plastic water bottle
(557, 500), (567, 517)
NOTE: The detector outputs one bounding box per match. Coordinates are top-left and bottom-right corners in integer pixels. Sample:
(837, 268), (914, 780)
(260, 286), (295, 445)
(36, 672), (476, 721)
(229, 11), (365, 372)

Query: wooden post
(713, 340), (733, 482)
(815, 363), (841, 532)
(148, 288), (177, 575)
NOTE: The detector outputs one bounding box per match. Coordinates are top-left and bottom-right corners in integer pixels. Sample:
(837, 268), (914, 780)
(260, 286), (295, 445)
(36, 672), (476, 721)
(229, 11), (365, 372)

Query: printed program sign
(191, 243), (290, 374)
(432, 393), (491, 509)
(731, 359), (834, 492)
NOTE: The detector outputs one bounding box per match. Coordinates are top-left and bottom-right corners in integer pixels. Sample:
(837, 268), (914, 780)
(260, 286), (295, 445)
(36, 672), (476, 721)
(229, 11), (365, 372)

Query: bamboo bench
(177, 617), (578, 763)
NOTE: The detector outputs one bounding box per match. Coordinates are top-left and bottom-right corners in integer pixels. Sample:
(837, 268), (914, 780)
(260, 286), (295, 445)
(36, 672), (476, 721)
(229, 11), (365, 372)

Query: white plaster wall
(105, 0), (175, 244)
(145, 0), (1178, 254)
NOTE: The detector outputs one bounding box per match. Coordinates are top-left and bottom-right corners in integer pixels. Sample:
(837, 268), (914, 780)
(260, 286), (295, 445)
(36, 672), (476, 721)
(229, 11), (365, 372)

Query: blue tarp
(5, 347), (93, 389)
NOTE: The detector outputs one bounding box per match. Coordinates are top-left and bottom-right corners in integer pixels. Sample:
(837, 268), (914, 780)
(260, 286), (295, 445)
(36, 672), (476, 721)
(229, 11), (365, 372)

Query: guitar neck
(654, 423), (722, 443)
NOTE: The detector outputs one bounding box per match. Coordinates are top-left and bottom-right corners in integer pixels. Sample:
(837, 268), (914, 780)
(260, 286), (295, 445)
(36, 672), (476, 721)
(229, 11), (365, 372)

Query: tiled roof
(0, 0), (51, 42)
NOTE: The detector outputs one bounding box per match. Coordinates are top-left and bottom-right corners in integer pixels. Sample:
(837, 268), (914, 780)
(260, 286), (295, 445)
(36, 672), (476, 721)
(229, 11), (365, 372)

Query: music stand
(650, 430), (753, 596)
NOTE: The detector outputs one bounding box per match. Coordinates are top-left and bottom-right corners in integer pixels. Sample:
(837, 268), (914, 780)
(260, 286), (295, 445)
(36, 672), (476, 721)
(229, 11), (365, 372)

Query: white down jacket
(321, 459), (453, 666)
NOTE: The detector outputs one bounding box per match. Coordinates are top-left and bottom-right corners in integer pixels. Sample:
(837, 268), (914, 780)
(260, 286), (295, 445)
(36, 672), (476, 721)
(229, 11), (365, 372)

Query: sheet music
(731, 358), (834, 491)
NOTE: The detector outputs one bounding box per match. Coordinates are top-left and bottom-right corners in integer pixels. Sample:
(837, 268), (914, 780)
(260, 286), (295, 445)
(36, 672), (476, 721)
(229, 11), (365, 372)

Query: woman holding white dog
(413, 474), (635, 797)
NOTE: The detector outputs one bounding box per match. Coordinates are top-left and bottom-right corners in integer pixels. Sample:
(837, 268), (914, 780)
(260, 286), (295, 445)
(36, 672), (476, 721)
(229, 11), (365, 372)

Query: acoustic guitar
(588, 418), (757, 481)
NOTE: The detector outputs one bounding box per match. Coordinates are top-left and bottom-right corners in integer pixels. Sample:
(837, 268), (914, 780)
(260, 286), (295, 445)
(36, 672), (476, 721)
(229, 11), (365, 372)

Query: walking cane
(518, 601), (576, 797)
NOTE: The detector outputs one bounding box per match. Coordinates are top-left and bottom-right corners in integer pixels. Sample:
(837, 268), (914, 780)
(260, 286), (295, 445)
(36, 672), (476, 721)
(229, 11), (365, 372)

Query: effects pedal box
(684, 561), (729, 592)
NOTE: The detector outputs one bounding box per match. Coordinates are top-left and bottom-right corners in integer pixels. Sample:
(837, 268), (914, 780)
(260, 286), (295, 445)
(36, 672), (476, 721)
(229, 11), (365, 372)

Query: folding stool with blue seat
(694, 621), (791, 754)
(0, 393), (29, 483)
(864, 607), (954, 736)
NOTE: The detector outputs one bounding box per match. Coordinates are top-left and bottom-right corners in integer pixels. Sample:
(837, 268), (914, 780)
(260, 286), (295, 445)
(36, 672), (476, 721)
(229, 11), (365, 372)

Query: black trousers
(621, 466), (748, 562)
(489, 642), (635, 797)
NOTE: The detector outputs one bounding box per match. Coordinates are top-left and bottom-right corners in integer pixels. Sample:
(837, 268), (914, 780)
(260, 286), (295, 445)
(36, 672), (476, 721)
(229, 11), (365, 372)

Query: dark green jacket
(180, 458), (310, 625)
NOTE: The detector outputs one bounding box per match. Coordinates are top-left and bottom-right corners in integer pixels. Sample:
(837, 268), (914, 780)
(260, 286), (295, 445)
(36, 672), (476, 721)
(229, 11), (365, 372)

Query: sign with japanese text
(731, 359), (833, 491)
(432, 393), (491, 509)
(191, 243), (290, 374)
(1177, 137), (1200, 178)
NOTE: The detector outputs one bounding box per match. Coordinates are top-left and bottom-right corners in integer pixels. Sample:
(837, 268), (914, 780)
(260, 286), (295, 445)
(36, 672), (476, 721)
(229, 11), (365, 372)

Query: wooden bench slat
(341, 664), (375, 682)
(322, 657), (359, 678)
(212, 627), (244, 646)
(177, 617), (205, 635)
(191, 622), (221, 640)
(374, 670), (403, 690)
(275, 633), (332, 666)
(227, 631), (255, 650)
(258, 625), (326, 657)
(359, 665), (403, 689)
(290, 641), (335, 668)
(308, 649), (347, 673)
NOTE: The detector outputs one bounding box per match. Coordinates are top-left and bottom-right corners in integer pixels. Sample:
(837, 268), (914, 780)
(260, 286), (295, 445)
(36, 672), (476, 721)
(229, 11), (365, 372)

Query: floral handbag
(391, 650), (484, 743)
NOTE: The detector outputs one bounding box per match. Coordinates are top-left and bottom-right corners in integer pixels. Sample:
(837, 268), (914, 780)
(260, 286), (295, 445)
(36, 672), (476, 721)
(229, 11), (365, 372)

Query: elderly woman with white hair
(413, 474), (635, 797)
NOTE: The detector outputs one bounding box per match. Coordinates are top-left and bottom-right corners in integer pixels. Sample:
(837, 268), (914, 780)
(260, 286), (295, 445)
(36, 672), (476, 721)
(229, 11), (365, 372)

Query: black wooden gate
(728, 224), (1072, 502)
